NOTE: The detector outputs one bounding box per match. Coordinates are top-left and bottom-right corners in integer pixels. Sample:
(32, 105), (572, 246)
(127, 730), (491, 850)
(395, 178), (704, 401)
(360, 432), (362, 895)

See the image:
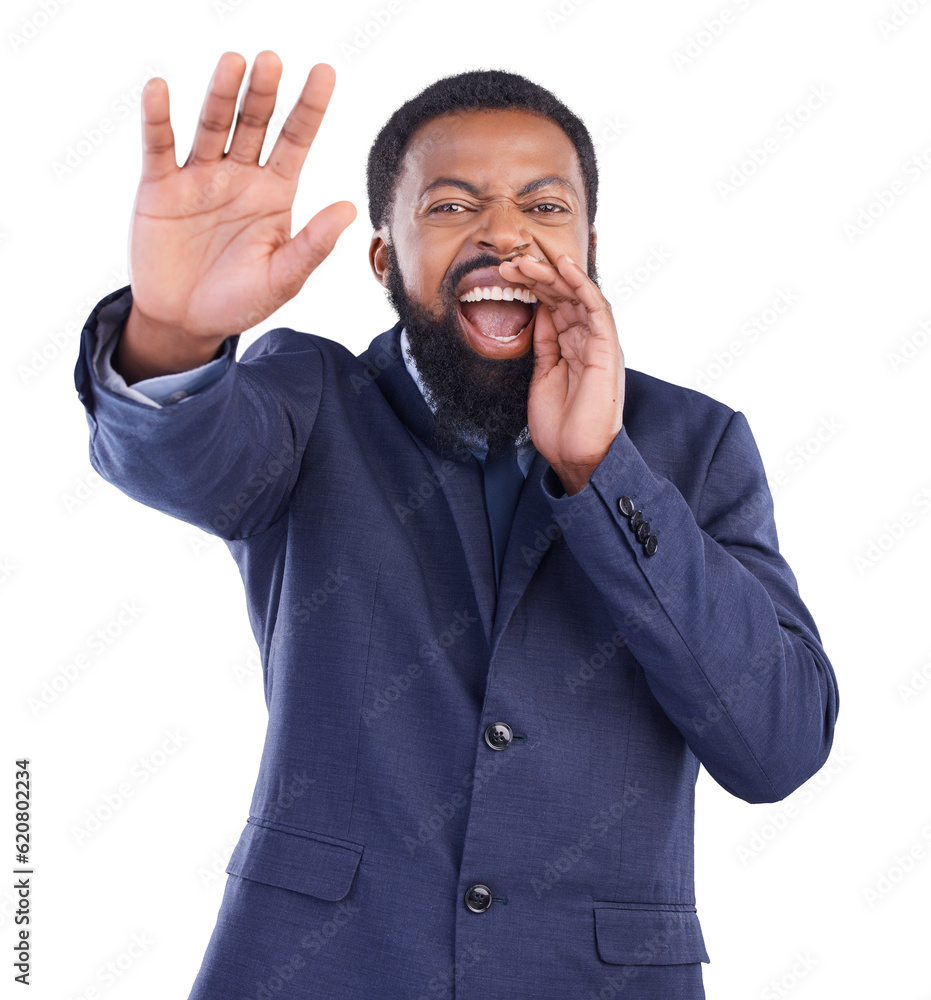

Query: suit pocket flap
(594, 902), (709, 965)
(226, 820), (363, 901)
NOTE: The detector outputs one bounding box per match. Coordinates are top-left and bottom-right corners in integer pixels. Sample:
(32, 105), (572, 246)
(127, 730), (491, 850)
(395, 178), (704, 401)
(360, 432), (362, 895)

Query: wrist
(551, 462), (596, 497)
(115, 306), (228, 383)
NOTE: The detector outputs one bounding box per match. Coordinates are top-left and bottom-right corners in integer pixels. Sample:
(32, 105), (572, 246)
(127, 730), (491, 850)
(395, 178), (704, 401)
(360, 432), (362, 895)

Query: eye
(530, 203), (566, 214)
(429, 202), (469, 214)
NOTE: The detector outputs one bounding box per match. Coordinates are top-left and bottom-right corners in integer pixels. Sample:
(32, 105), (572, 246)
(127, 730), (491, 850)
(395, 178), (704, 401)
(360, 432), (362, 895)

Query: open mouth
(457, 285), (540, 346)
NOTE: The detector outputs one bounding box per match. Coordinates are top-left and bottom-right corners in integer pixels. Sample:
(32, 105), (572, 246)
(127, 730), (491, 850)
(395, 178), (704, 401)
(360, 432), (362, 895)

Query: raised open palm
(118, 51), (356, 380)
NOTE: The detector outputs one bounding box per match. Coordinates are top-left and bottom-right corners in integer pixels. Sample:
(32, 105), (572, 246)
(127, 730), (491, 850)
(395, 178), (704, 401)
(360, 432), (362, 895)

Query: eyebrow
(419, 175), (579, 199)
(518, 176), (577, 197)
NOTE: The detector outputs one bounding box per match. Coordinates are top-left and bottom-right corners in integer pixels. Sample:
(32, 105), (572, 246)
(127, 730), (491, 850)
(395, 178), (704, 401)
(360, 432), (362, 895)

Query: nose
(472, 201), (531, 256)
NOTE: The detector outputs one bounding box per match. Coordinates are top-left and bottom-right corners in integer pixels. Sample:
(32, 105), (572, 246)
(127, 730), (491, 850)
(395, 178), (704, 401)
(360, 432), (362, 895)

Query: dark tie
(481, 443), (525, 589)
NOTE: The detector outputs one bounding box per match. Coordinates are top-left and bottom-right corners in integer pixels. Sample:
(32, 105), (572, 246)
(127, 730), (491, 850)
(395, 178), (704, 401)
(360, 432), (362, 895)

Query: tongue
(460, 299), (533, 340)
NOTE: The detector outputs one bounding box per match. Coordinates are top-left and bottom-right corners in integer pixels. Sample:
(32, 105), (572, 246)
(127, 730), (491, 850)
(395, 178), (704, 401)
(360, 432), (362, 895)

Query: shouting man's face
(370, 108), (596, 454)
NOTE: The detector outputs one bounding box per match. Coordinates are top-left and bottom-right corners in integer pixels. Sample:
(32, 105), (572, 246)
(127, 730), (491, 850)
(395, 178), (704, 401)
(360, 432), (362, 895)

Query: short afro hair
(366, 69), (598, 231)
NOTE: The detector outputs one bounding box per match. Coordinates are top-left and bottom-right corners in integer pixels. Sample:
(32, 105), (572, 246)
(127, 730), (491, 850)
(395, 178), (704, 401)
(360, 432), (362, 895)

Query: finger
(270, 200), (357, 297)
(266, 63), (337, 182)
(501, 255), (592, 335)
(554, 255), (615, 319)
(554, 256), (620, 352)
(517, 256), (615, 337)
(510, 258), (619, 374)
(186, 52), (247, 165)
(556, 254), (620, 340)
(227, 50), (283, 165)
(499, 254), (579, 303)
(139, 77), (177, 182)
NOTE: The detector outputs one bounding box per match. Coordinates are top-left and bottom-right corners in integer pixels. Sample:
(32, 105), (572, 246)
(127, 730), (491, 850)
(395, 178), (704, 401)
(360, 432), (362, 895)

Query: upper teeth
(458, 286), (538, 304)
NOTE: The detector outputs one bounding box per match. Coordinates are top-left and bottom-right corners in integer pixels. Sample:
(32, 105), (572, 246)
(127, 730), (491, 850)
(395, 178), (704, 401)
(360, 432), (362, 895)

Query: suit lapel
(360, 326), (558, 653)
(362, 326), (497, 645)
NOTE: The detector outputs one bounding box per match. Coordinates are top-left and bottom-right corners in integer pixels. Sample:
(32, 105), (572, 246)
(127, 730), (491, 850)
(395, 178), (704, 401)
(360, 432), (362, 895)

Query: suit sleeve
(91, 297), (231, 408)
(540, 413), (839, 804)
(74, 286), (324, 539)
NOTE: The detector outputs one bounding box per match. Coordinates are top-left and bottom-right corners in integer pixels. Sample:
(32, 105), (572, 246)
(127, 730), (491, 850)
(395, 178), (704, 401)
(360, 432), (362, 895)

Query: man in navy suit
(75, 51), (838, 999)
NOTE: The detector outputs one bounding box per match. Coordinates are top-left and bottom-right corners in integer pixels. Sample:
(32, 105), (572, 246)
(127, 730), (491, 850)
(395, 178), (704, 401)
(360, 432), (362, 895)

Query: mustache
(442, 253), (529, 301)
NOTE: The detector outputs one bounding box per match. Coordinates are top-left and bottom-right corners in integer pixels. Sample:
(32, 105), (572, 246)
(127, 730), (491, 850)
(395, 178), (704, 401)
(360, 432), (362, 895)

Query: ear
(369, 229), (390, 287)
(587, 223), (598, 275)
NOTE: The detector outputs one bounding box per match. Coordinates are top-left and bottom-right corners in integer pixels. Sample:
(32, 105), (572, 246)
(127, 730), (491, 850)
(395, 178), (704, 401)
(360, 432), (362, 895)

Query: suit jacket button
(630, 510), (644, 531)
(618, 496), (635, 518)
(484, 723), (513, 750)
(636, 521), (651, 544)
(644, 534), (658, 556)
(465, 884), (493, 913)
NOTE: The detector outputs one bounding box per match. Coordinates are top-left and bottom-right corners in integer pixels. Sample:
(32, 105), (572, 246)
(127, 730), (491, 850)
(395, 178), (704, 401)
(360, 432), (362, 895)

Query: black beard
(385, 243), (535, 456)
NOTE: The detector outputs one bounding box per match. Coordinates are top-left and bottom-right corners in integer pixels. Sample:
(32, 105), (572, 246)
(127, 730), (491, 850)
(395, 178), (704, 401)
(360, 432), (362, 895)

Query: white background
(3, 0), (930, 996)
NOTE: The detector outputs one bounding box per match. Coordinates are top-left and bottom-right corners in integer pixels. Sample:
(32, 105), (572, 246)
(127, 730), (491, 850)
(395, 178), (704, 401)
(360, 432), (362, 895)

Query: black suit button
(465, 884), (493, 913)
(644, 535), (658, 556)
(630, 510), (643, 531)
(636, 521), (651, 544)
(484, 723), (513, 750)
(618, 496), (636, 518)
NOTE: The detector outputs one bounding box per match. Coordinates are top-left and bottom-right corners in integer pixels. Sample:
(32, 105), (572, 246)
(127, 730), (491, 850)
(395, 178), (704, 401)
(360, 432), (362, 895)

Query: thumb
(271, 200), (357, 298)
(530, 305), (561, 374)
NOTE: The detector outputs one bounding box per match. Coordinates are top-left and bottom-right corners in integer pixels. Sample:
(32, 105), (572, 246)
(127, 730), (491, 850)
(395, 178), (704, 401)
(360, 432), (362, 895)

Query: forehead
(396, 108), (584, 200)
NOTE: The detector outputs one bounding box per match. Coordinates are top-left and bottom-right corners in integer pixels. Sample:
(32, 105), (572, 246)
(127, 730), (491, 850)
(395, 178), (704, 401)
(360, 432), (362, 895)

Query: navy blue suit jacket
(75, 287), (838, 1000)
